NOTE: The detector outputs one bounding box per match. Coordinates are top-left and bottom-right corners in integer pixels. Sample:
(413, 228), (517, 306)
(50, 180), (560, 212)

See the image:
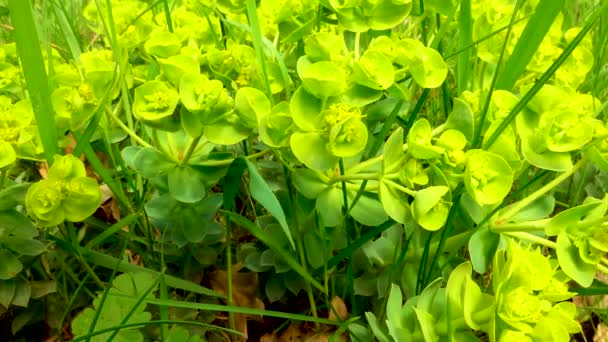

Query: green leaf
(0, 278), (15, 308)
(297, 58), (346, 99)
(290, 132), (338, 171)
(132, 147), (175, 178)
(556, 232), (596, 287)
(144, 31), (181, 58)
(4, 237), (46, 256)
(234, 87), (271, 129)
(495, 0), (566, 90)
(316, 187), (344, 227)
(8, 0), (57, 163)
(0, 249), (22, 280)
(446, 98), (474, 142)
(457, 0), (472, 94)
(11, 277), (30, 307)
(0, 140), (16, 169)
(168, 166), (206, 203)
(380, 180), (410, 224)
(412, 186), (450, 231)
(224, 158), (295, 249)
(468, 226), (500, 273)
(352, 50), (395, 90)
(0, 184), (30, 211)
(290, 86), (324, 131)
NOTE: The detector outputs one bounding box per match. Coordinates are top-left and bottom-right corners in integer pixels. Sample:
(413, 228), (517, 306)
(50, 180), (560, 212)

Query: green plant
(0, 0), (607, 340)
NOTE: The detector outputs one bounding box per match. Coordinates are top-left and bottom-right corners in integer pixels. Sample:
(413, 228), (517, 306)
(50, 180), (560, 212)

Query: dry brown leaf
(595, 324), (608, 342)
(328, 297), (348, 322)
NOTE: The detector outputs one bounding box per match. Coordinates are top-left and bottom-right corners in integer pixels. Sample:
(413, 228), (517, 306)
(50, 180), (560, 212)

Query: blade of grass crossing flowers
(113, 296), (340, 326)
(246, 0), (274, 104)
(52, 0), (82, 64)
(8, 0), (58, 164)
(222, 211), (325, 292)
(484, 0), (608, 149)
(471, 0), (523, 147)
(495, 0), (566, 90)
(457, 0), (472, 94)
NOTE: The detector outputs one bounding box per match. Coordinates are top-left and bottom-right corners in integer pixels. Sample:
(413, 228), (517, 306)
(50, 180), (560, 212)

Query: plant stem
(490, 219), (549, 232)
(106, 105), (152, 148)
(503, 231), (557, 249)
(494, 157), (587, 225)
(354, 31), (361, 60)
(332, 172), (378, 182)
(0, 170), (6, 190)
(180, 134), (203, 165)
(225, 213), (236, 332)
(296, 236), (319, 327)
(383, 178), (417, 197)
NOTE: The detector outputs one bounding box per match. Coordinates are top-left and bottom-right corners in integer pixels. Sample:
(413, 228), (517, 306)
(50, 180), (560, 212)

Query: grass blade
(457, 0), (472, 94)
(71, 320), (243, 342)
(222, 211), (325, 292)
(8, 0), (58, 164)
(495, 0), (566, 90)
(245, 0), (273, 104)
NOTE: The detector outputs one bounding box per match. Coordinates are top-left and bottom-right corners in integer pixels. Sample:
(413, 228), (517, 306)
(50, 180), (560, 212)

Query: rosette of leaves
(516, 85), (597, 171)
(544, 196), (608, 287)
(290, 85), (367, 170)
(328, 0), (413, 32)
(132, 80), (180, 130)
(72, 272), (157, 342)
(464, 149), (513, 206)
(0, 184), (46, 282)
(0, 97), (41, 167)
(25, 155), (102, 227)
(394, 38), (447, 88)
(122, 129), (227, 204)
(492, 242), (580, 340)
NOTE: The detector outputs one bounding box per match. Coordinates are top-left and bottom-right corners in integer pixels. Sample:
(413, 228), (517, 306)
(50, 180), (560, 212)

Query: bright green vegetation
(0, 0), (608, 341)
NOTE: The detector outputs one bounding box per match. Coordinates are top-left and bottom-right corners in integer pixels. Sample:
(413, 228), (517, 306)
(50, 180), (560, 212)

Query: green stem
(503, 232), (557, 249)
(180, 134), (203, 165)
(296, 236), (319, 327)
(0, 169), (6, 190)
(383, 178), (417, 197)
(494, 157), (587, 225)
(489, 219), (549, 233)
(161, 0), (173, 32)
(225, 213), (236, 332)
(332, 172), (378, 182)
(106, 105), (151, 148)
(354, 31), (361, 60)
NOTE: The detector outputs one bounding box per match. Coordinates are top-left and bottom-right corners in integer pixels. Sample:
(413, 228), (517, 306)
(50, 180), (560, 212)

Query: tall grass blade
(71, 320), (243, 342)
(8, 0), (58, 164)
(457, 0), (472, 94)
(246, 0), (273, 103)
(495, 0), (566, 90)
(222, 211), (325, 292)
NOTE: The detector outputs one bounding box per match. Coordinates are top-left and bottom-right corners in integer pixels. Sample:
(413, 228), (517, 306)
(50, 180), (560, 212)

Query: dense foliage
(0, 0), (608, 341)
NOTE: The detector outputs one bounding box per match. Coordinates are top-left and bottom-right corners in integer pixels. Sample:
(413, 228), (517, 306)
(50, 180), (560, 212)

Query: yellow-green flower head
(26, 155), (102, 227)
